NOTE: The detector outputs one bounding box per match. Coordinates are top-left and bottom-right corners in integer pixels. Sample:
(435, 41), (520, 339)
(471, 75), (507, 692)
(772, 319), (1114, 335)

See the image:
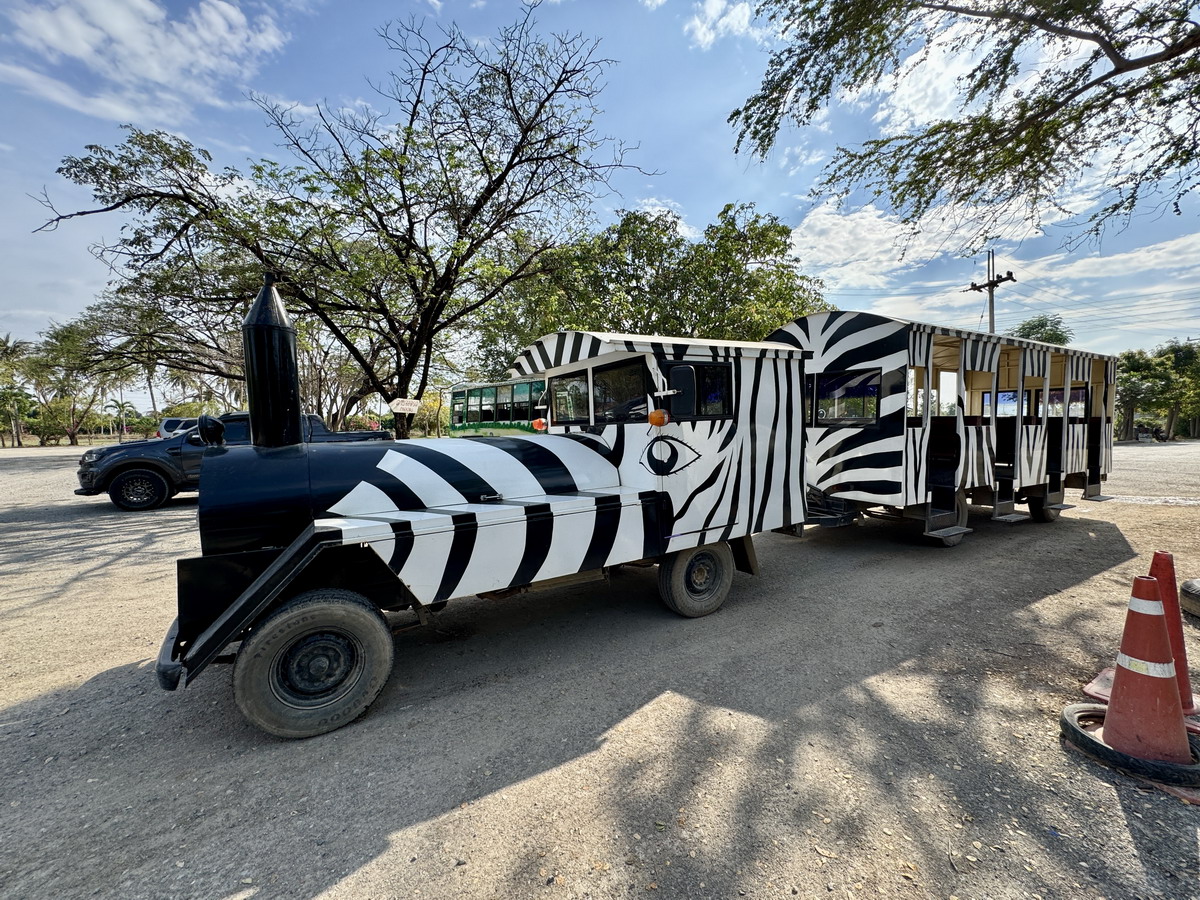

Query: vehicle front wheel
(108, 468), (170, 511)
(233, 589), (395, 739)
(658, 542), (735, 618)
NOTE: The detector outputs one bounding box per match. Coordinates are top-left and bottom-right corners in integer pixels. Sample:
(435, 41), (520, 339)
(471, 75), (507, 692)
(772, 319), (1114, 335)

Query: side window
(814, 370), (881, 425)
(549, 371), (590, 425)
(223, 420), (251, 443)
(593, 359), (651, 423)
(663, 363), (733, 418)
(697, 365), (732, 417)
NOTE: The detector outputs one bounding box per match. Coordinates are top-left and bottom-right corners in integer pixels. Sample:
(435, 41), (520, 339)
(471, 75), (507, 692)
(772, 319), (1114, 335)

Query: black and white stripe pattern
(771, 312), (909, 505)
(772, 310), (1116, 513)
(317, 435), (659, 604)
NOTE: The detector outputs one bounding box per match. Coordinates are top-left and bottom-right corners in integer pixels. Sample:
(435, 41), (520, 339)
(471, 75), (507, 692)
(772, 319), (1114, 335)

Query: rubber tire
(939, 492), (969, 548)
(1181, 579), (1200, 618)
(108, 468), (170, 511)
(233, 589), (394, 739)
(1028, 493), (1060, 523)
(1060, 703), (1200, 787)
(658, 542), (735, 617)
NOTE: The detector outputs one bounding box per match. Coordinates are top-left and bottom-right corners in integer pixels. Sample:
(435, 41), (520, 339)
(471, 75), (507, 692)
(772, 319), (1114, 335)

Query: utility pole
(968, 250), (1016, 333)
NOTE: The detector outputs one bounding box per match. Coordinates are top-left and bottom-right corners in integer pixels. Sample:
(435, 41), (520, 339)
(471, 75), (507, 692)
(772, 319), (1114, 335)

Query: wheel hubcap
(124, 477), (153, 502)
(686, 553), (715, 596)
(277, 632), (359, 700)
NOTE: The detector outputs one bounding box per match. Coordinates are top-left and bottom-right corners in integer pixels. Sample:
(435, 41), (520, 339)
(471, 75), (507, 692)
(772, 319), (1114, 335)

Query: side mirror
(197, 414), (226, 447)
(668, 366), (696, 418)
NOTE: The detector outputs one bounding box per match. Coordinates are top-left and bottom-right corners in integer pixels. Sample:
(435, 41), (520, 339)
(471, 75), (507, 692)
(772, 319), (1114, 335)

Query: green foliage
(19, 321), (110, 445)
(1116, 341), (1200, 439)
(732, 1), (1200, 250)
(472, 203), (829, 378)
(1006, 314), (1074, 345)
(412, 392), (451, 437)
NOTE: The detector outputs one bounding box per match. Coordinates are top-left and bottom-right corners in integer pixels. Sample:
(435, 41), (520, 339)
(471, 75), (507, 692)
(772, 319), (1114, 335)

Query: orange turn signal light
(532, 417), (548, 432)
(648, 409), (671, 427)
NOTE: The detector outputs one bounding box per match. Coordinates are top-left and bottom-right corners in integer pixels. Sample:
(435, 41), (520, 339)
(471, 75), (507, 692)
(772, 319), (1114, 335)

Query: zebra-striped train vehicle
(155, 277), (813, 738)
(768, 311), (1116, 547)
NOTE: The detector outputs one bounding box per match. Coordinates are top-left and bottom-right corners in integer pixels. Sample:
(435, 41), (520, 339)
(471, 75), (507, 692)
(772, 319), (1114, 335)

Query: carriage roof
(775, 311), (1117, 363)
(508, 330), (807, 378)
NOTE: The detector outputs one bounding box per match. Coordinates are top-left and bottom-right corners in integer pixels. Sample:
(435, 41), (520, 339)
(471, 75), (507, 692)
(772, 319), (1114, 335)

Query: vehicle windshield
(548, 358), (653, 426)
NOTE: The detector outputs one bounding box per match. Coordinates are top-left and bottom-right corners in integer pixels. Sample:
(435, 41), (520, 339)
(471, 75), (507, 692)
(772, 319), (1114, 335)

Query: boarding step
(926, 508), (959, 530)
(993, 513), (1030, 524)
(1079, 495), (1113, 502)
(924, 525), (973, 539)
(1049, 503), (1075, 511)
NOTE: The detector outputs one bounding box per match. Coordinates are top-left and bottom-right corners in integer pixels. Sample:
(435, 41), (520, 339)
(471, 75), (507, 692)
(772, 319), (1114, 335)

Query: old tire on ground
(939, 492), (970, 548)
(1060, 703), (1200, 787)
(658, 542), (735, 617)
(234, 589), (395, 739)
(108, 468), (170, 511)
(1181, 579), (1200, 619)
(1028, 493), (1060, 523)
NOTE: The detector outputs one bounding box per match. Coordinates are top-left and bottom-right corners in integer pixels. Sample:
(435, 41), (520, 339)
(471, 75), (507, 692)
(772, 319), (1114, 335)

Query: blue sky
(2, 0), (1198, 358)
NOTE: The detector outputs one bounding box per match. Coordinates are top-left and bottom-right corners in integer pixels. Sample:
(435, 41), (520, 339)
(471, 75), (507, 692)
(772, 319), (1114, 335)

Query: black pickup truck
(76, 412), (393, 511)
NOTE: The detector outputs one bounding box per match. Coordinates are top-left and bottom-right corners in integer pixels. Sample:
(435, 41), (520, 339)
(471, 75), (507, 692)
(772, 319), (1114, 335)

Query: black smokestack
(242, 272), (303, 448)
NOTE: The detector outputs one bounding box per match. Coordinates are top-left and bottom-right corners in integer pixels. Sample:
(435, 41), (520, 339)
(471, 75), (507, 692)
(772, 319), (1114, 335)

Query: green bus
(449, 377), (546, 432)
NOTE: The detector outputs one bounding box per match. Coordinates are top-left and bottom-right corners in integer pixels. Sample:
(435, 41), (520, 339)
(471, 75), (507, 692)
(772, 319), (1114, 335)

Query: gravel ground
(1, 440), (1199, 899)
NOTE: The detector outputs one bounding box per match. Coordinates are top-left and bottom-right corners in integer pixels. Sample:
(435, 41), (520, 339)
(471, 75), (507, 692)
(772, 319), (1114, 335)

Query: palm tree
(0, 333), (32, 446)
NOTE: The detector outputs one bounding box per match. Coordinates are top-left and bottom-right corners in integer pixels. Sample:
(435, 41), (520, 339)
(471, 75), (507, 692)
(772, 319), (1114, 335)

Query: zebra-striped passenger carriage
(768, 311), (1116, 546)
(156, 277), (813, 737)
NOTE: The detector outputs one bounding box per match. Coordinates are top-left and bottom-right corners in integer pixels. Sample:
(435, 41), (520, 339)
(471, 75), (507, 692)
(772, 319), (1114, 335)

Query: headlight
(81, 449), (102, 463)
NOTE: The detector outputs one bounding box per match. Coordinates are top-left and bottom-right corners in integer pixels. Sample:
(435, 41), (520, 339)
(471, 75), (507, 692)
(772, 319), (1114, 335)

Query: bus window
(593, 359), (652, 423)
(815, 370), (880, 425)
(549, 371), (590, 425)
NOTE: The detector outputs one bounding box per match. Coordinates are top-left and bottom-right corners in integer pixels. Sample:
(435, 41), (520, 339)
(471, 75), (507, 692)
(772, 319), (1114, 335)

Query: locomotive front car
(157, 278), (810, 738)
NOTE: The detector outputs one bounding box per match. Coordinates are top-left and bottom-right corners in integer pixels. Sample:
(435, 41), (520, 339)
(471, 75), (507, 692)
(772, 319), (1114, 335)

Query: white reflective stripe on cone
(1128, 595), (1165, 616)
(1116, 651), (1176, 679)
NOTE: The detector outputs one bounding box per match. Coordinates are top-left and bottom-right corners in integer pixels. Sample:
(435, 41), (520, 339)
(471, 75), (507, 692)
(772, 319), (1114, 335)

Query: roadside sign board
(388, 398), (421, 415)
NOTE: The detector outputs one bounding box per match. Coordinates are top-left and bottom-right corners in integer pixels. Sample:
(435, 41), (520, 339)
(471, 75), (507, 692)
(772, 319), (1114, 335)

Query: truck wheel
(109, 469), (170, 511)
(1028, 494), (1060, 523)
(658, 543), (734, 618)
(233, 589), (395, 739)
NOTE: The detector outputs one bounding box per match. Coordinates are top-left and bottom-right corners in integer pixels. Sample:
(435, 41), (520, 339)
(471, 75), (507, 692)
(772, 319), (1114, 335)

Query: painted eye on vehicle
(640, 435), (702, 476)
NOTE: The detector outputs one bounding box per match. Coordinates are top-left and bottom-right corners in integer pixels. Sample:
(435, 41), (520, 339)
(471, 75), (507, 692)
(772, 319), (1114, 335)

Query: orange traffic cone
(1149, 550), (1199, 715)
(1101, 575), (1192, 765)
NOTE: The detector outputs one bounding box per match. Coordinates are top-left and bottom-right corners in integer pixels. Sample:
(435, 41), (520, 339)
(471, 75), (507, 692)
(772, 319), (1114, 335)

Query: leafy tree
(732, 1), (1200, 249)
(0, 385), (34, 448)
(1155, 339), (1200, 438)
(39, 9), (630, 436)
(0, 333), (33, 447)
(1006, 314), (1073, 345)
(472, 203), (828, 378)
(19, 322), (110, 446)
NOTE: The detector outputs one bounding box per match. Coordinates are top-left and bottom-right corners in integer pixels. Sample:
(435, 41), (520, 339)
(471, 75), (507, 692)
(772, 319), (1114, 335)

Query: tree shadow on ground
(2, 510), (1193, 899)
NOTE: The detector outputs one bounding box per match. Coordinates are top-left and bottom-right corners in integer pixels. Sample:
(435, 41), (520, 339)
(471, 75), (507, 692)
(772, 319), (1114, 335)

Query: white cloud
(1025, 232), (1200, 283)
(2, 0), (289, 125)
(0, 143), (13, 152)
(635, 196), (702, 239)
(683, 0), (766, 50)
(641, 0), (668, 8)
(791, 201), (964, 289)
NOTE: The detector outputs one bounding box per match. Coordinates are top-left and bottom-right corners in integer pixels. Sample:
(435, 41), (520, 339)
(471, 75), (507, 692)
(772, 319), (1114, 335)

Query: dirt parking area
(2, 441), (1199, 899)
